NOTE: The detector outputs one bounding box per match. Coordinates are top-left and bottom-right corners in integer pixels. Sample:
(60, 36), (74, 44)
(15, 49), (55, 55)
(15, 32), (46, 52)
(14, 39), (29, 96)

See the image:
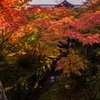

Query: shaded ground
(23, 71), (62, 100)
(0, 56), (46, 91)
(39, 74), (94, 100)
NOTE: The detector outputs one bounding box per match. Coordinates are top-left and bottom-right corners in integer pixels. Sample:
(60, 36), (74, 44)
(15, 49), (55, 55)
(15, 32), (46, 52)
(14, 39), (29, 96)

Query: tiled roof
(55, 0), (75, 7)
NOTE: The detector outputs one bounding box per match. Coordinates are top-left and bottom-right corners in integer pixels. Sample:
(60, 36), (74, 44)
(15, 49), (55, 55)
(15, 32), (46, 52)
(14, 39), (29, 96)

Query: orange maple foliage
(0, 0), (29, 53)
(55, 48), (87, 77)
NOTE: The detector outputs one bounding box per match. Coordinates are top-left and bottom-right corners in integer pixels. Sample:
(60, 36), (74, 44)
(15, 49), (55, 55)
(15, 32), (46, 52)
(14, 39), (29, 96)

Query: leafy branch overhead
(0, 0), (100, 78)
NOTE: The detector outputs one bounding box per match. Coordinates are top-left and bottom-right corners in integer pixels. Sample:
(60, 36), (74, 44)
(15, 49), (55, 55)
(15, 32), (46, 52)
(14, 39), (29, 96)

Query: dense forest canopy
(0, 0), (100, 99)
(0, 0), (100, 77)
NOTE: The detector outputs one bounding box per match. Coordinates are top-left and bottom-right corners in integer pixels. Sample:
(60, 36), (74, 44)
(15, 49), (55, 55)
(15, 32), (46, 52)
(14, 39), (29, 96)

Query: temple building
(55, 0), (75, 8)
(28, 0), (79, 8)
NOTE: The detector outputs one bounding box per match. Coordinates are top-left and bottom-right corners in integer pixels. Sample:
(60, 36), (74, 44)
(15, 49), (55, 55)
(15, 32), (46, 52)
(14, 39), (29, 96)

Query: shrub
(17, 54), (32, 68)
(0, 53), (5, 61)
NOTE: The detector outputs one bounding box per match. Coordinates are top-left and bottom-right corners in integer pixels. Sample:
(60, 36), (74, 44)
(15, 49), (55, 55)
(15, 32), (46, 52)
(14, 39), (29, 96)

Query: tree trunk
(0, 81), (8, 100)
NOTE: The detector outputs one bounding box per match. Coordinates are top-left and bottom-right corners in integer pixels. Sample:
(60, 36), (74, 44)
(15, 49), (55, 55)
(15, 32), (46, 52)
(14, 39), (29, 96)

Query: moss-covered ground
(39, 74), (94, 100)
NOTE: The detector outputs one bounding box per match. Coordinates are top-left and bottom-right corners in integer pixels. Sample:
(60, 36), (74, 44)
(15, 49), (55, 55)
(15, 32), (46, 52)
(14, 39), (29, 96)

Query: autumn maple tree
(0, 0), (29, 54)
(1, 0), (100, 78)
(24, 0), (100, 77)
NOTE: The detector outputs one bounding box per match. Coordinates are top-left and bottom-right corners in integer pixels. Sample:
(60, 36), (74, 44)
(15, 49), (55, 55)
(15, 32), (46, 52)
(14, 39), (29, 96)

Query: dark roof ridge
(55, 0), (75, 7)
